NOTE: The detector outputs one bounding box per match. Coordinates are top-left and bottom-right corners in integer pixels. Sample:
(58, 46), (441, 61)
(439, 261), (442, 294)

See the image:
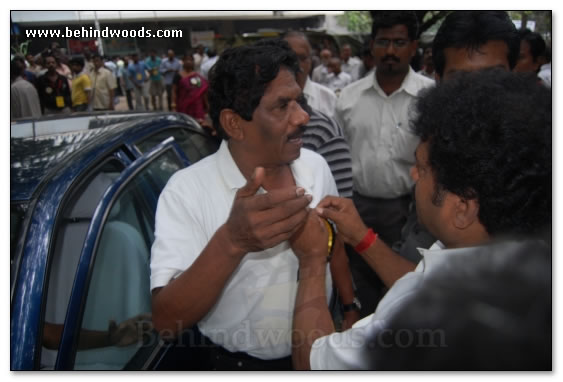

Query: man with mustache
(334, 11), (434, 316)
(150, 40), (357, 370)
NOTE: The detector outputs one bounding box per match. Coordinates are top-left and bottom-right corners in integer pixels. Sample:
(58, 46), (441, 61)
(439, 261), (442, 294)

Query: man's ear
(452, 196), (480, 230)
(219, 109), (244, 141)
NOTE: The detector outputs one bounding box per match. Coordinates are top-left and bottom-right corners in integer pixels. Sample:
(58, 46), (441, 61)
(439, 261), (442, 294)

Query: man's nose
(291, 102), (310, 126)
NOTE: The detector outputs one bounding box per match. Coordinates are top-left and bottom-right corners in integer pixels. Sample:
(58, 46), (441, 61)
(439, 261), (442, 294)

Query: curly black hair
(371, 11), (419, 41)
(433, 11), (520, 78)
(208, 38), (300, 140)
(412, 68), (551, 236)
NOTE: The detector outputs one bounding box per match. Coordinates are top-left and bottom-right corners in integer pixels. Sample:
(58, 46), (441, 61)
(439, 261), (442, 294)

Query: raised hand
(224, 167), (313, 256)
(315, 196), (369, 246)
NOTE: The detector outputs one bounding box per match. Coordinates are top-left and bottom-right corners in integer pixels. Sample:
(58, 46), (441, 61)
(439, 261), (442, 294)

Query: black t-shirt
(36, 73), (71, 111)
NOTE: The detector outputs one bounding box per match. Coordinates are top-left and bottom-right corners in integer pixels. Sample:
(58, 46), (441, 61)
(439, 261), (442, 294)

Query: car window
(40, 159), (124, 370)
(135, 127), (220, 165)
(72, 150), (183, 370)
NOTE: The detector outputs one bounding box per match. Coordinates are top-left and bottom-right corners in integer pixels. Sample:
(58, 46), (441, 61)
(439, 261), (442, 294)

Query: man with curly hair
(291, 68), (551, 369)
(150, 39), (357, 370)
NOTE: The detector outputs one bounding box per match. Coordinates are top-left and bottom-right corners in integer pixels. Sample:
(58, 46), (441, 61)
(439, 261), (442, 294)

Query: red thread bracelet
(354, 228), (378, 253)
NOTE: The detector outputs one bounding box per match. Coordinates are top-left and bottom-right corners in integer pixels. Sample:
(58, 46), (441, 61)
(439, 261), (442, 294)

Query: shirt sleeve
(150, 178), (210, 291)
(310, 314), (385, 370)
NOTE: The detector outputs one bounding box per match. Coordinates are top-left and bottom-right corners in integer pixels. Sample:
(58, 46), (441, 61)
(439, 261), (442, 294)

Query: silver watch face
(353, 297), (362, 310)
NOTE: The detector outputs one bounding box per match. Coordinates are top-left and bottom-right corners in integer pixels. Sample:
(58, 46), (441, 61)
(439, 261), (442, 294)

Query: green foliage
(338, 11), (372, 34)
(11, 40), (30, 56)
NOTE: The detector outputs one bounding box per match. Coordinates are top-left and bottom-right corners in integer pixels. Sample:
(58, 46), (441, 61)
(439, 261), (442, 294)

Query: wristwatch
(342, 297), (362, 312)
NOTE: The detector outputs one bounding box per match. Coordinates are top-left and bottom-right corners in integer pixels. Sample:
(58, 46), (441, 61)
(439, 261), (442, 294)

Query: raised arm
(316, 196), (416, 288)
(152, 167), (313, 339)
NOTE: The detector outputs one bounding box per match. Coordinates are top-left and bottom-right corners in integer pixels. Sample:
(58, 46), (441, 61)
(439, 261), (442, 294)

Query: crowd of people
(10, 43), (217, 126)
(12, 10), (552, 370)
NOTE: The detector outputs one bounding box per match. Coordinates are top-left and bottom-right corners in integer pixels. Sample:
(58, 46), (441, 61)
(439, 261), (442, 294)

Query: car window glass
(40, 160), (123, 370)
(73, 151), (183, 370)
(135, 127), (220, 164)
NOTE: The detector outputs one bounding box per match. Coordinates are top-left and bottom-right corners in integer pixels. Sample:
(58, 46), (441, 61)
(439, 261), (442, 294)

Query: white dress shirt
(335, 67), (434, 198)
(312, 64), (330, 86)
(326, 71), (353, 94)
(341, 56), (362, 81)
(151, 140), (337, 360)
(303, 78), (337, 117)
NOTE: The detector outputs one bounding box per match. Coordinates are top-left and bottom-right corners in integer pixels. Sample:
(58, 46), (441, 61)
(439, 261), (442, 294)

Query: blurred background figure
(340, 43), (361, 81)
(312, 48), (333, 86)
(160, 49), (182, 111)
(172, 54), (209, 124)
(11, 57), (41, 119)
(417, 45), (435, 79)
(326, 57), (352, 96)
(145, 49), (164, 111)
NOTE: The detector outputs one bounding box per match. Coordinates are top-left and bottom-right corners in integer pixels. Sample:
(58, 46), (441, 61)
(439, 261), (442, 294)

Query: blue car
(11, 112), (220, 370)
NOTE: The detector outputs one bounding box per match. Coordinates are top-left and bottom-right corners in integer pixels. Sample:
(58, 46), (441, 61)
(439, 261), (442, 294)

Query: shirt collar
(217, 140), (314, 193)
(372, 66), (421, 97)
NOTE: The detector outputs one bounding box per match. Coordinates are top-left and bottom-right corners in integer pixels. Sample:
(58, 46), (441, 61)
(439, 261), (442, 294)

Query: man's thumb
(236, 167), (264, 199)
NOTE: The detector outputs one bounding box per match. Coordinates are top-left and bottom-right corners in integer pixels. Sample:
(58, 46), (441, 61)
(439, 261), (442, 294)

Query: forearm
(292, 259), (335, 370)
(329, 238), (355, 305)
(43, 323), (111, 350)
(152, 224), (245, 338)
(358, 238), (416, 288)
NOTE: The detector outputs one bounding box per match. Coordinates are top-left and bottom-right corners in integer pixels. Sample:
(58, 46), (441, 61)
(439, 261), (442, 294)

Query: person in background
(326, 57), (352, 96)
(90, 53), (116, 111)
(172, 55), (209, 125)
(36, 54), (72, 115)
(121, 57), (135, 110)
(312, 48), (332, 86)
(128, 53), (148, 111)
(200, 49), (219, 80)
(356, 43), (376, 80)
(514, 28), (547, 75)
(537, 45), (551, 88)
(69, 56), (92, 112)
(192, 44), (207, 74)
(340, 44), (361, 81)
(160, 49), (182, 111)
(417, 45), (435, 79)
(334, 11), (434, 317)
(25, 53), (42, 76)
(283, 32), (337, 117)
(145, 49), (164, 111)
(12, 55), (37, 85)
(11, 58), (41, 119)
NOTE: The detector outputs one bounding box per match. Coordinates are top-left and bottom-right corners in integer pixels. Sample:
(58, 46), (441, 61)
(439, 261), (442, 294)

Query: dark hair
(92, 53), (102, 60)
(374, 239), (551, 370)
(412, 68), (550, 236)
(69, 56), (85, 68)
(433, 11), (519, 78)
(371, 11), (419, 41)
(11, 58), (25, 79)
(208, 38), (300, 140)
(518, 28), (547, 61)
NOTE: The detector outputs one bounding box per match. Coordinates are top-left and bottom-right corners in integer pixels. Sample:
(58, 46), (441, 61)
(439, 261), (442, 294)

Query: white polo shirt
(309, 240), (535, 369)
(335, 67), (434, 198)
(151, 140), (337, 360)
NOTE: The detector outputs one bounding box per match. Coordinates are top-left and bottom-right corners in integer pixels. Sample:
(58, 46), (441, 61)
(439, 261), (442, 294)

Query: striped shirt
(302, 108), (353, 198)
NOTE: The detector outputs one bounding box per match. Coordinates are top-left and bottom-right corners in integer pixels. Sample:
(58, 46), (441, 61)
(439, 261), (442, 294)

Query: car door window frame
(54, 137), (188, 370)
